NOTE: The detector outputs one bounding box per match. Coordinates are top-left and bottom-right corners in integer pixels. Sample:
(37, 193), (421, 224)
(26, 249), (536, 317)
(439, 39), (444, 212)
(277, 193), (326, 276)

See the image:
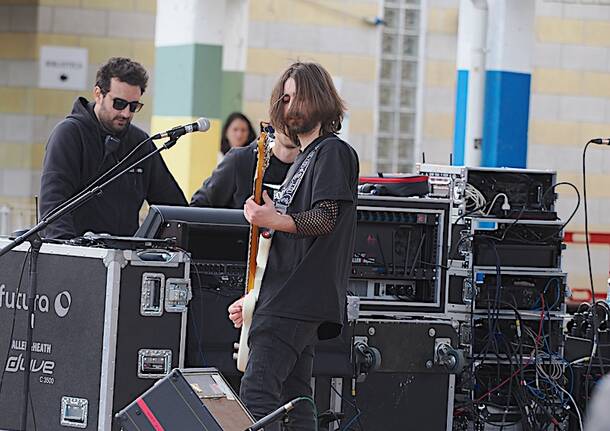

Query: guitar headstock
(259, 122), (275, 170)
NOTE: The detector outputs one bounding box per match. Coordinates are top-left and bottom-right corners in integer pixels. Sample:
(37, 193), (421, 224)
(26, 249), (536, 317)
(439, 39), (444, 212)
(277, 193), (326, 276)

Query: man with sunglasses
(40, 57), (186, 239)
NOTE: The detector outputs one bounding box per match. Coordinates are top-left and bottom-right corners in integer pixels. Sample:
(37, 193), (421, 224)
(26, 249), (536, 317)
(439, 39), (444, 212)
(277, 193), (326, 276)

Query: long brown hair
(269, 62), (346, 142)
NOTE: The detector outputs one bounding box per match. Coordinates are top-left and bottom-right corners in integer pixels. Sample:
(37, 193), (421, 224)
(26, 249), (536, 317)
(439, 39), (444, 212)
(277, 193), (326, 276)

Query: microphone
(247, 400), (296, 431)
(591, 138), (610, 145)
(151, 117), (211, 140)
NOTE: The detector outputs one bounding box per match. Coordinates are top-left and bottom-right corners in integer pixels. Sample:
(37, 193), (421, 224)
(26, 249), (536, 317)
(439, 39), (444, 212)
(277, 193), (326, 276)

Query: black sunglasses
(110, 96), (144, 113)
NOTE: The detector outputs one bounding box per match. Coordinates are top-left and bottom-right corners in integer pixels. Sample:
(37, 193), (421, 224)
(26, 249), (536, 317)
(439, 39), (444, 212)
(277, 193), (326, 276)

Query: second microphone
(151, 118), (211, 140)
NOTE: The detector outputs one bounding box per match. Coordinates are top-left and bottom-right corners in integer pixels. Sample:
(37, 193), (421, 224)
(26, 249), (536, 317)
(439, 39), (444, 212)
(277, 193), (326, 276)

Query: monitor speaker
(115, 368), (254, 431)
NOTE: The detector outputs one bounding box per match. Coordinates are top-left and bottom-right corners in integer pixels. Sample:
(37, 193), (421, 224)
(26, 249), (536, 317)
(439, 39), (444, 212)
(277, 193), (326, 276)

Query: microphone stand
(0, 136), (179, 431)
(44, 135), (155, 221)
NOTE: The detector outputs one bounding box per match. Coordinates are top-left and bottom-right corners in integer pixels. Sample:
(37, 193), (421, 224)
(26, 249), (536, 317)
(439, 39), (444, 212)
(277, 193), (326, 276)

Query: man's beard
(286, 112), (317, 135)
(101, 114), (130, 135)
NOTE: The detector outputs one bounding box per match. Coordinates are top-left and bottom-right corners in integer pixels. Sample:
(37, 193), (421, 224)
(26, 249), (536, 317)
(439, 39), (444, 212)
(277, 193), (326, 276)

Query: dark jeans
(239, 315), (319, 431)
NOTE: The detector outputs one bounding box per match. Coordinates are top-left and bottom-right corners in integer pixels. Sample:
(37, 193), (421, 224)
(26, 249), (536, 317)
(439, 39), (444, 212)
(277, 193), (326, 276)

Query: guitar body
(235, 235), (272, 372)
(234, 127), (274, 372)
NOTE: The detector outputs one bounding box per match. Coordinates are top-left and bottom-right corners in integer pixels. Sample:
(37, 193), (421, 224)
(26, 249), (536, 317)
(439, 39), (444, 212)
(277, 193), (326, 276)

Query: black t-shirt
(190, 142), (292, 208)
(263, 155), (292, 200)
(254, 134), (359, 340)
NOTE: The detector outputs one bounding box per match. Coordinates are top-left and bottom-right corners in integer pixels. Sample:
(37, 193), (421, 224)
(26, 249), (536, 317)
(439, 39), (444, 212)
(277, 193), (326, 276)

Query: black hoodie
(40, 97), (187, 239)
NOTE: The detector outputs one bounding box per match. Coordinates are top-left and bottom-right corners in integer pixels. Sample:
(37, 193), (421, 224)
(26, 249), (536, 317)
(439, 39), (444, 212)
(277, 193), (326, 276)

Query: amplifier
(191, 260), (246, 290)
(446, 268), (567, 313)
(0, 240), (190, 431)
(116, 368), (253, 431)
(185, 281), (243, 379)
(454, 218), (564, 271)
(416, 164), (557, 221)
(351, 196), (450, 316)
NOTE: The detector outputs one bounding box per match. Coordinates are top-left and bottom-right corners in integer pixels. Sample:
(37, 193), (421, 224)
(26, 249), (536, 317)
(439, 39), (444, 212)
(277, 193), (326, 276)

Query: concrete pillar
(221, 0), (249, 121)
(481, 0), (535, 168)
(453, 0), (488, 167)
(153, 0), (248, 199)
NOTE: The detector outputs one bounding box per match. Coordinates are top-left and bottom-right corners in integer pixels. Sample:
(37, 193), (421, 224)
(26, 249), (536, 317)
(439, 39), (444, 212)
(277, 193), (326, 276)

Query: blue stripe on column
(453, 70), (469, 166)
(481, 70), (531, 168)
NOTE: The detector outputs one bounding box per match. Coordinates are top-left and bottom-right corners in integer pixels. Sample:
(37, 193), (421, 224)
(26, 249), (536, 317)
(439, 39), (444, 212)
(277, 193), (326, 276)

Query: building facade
(0, 0), (609, 300)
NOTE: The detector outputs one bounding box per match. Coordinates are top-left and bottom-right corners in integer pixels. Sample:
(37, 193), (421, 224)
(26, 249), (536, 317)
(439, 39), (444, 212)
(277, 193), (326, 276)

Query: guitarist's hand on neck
(244, 190), (297, 233)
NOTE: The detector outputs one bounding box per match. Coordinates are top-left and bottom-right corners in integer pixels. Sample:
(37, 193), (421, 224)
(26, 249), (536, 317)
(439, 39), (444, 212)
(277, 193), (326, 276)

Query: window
(376, 1), (422, 173)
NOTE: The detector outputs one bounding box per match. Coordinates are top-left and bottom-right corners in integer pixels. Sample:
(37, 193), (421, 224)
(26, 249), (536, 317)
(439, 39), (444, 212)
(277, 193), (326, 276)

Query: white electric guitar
(234, 127), (274, 372)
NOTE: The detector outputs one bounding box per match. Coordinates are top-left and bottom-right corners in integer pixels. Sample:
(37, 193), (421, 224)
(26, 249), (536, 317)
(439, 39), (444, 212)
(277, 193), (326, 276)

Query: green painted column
(153, 0), (248, 199)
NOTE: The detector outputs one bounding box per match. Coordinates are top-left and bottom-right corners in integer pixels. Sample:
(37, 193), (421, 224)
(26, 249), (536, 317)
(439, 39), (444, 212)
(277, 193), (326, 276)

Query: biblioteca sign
(39, 46), (88, 91)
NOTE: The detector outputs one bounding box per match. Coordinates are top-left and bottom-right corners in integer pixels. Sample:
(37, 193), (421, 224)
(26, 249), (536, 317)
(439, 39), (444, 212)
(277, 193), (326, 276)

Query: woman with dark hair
(220, 112), (256, 155)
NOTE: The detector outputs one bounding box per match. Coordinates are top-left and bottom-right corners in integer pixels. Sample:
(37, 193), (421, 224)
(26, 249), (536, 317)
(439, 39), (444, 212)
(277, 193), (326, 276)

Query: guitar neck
(244, 131), (268, 294)
(245, 225), (260, 294)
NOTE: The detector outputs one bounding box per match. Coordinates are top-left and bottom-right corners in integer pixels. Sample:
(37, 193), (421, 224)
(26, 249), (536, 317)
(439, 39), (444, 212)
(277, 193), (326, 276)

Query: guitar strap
(273, 142), (322, 216)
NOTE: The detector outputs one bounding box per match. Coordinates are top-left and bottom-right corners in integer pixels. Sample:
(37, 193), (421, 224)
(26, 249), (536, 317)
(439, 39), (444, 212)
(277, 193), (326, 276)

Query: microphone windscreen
(196, 117), (211, 132)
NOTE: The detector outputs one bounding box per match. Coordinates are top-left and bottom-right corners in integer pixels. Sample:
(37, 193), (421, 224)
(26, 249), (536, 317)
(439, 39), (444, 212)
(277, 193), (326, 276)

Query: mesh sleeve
(290, 200), (339, 237)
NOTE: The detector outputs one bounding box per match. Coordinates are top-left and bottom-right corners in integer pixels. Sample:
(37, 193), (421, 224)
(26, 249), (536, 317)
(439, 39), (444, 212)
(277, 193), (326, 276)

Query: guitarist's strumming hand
(243, 190), (297, 233)
(228, 297), (244, 328)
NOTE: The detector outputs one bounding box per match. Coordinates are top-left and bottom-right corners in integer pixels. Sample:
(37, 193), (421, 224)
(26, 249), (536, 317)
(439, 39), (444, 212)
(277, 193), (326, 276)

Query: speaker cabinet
(116, 368), (254, 431)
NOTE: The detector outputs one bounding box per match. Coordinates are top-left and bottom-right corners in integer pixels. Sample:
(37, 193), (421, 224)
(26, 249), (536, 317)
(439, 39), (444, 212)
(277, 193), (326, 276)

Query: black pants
(240, 315), (319, 431)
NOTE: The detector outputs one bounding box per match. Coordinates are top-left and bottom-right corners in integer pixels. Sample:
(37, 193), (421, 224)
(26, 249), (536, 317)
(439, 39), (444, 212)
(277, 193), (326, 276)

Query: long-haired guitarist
(228, 62), (359, 430)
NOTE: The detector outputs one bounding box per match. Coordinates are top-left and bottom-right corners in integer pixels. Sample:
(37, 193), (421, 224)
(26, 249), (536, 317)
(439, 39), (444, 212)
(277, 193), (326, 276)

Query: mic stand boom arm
(0, 136), (178, 431)
(0, 136), (178, 257)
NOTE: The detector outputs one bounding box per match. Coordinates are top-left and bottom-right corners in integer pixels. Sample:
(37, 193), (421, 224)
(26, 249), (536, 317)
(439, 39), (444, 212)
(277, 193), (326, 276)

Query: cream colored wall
(418, 0), (610, 301)
(530, 1), (610, 300)
(0, 0), (156, 233)
(242, 0), (381, 174)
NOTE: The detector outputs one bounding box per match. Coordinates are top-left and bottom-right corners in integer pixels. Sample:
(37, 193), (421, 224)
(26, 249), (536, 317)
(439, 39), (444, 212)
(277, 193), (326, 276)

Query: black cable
(420, 260), (450, 271)
(0, 247), (31, 395)
(328, 381), (363, 431)
(347, 321), (365, 430)
(582, 142), (596, 304)
(517, 182), (580, 244)
(189, 263), (208, 366)
(582, 140), (599, 411)
(29, 389), (37, 431)
(454, 203), (486, 227)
